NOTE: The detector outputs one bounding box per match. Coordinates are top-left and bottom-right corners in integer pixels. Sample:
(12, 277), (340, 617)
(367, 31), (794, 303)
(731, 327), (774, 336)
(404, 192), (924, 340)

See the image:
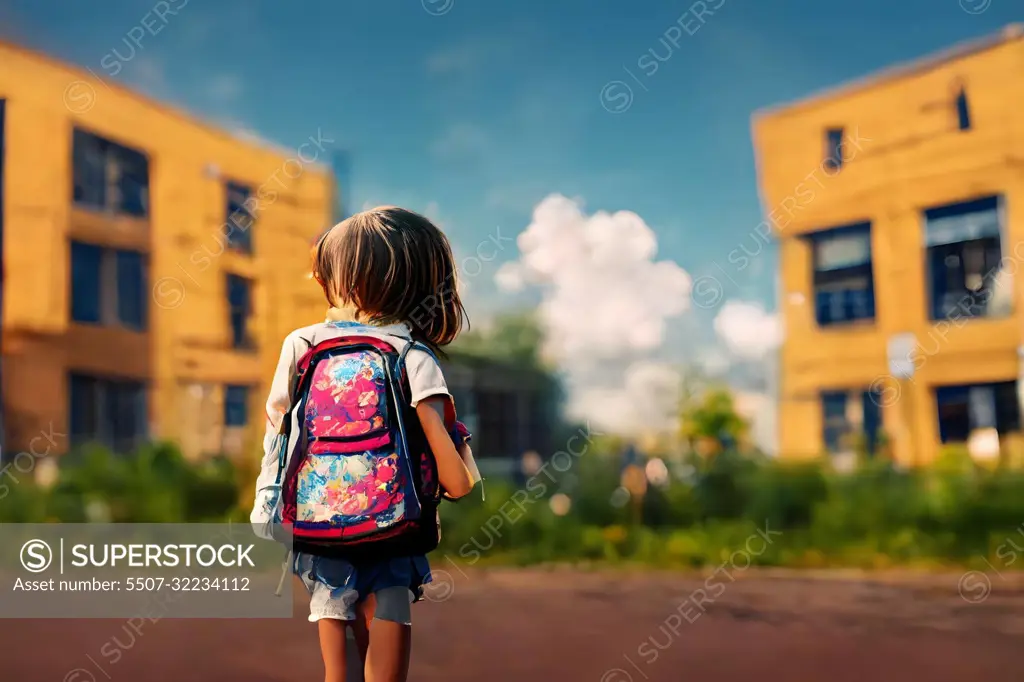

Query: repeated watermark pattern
(62, 0), (191, 114)
(868, 239), (1024, 408)
(598, 522), (782, 681)
(691, 127), (873, 309)
(957, 524), (1024, 603)
(599, 0), (726, 114)
(420, 423), (603, 602)
(0, 423), (65, 500)
(151, 129), (335, 310)
(422, 0), (455, 16)
(959, 0), (992, 14)
(62, 593), (172, 682)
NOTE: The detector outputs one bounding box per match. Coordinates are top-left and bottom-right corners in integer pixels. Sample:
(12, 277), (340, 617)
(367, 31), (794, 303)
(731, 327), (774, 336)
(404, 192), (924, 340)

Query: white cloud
(696, 347), (732, 376)
(568, 361), (682, 436)
(713, 300), (782, 361)
(496, 194), (691, 436)
(494, 262), (526, 292)
(496, 194), (692, 364)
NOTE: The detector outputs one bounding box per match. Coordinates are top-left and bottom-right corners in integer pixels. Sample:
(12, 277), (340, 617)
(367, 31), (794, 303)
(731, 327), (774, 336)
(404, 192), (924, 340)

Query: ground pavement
(3, 567), (1022, 682)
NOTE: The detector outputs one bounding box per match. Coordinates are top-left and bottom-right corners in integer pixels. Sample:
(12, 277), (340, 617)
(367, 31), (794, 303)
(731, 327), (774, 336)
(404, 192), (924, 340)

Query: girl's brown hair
(311, 206), (467, 355)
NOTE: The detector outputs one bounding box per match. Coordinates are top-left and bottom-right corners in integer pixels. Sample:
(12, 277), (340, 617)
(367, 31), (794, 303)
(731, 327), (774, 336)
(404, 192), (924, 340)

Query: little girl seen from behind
(251, 207), (479, 682)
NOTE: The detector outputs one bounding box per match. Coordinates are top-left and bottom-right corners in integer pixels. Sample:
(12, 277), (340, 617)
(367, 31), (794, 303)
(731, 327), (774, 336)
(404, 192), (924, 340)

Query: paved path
(3, 568), (1022, 682)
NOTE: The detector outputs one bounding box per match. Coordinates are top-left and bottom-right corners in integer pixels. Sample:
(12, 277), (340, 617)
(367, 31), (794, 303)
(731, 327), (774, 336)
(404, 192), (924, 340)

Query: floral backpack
(275, 330), (443, 560)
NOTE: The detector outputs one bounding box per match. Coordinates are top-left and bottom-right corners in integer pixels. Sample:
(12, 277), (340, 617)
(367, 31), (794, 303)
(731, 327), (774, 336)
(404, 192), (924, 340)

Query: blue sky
(2, 0), (1019, 436)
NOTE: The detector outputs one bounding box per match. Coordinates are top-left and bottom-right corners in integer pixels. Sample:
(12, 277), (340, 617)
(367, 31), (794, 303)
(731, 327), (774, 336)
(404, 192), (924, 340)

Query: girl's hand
(416, 398), (475, 499)
(449, 420), (471, 448)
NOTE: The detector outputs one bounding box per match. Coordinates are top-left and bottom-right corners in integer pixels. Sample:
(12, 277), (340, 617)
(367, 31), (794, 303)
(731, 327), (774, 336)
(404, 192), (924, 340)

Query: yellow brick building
(0, 41), (335, 459)
(753, 25), (1024, 467)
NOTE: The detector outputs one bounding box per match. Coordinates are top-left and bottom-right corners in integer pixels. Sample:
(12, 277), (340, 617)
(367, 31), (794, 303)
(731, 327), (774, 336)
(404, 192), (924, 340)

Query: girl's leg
(352, 598), (373, 661)
(336, 596), (374, 682)
(318, 619), (349, 682)
(362, 588), (412, 682)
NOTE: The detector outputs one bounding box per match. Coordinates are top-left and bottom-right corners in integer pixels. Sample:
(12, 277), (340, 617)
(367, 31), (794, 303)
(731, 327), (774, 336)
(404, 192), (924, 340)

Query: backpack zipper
(307, 428), (390, 443)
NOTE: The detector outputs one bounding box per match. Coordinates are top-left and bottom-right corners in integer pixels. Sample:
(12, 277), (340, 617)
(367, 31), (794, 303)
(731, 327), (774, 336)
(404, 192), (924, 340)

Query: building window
(936, 381), (1019, 443)
(821, 392), (849, 453)
(824, 127), (844, 171)
(809, 222), (875, 326)
(226, 274), (254, 349)
(69, 241), (147, 330)
(955, 86), (971, 131)
(116, 250), (146, 330)
(70, 242), (103, 323)
(225, 182), (255, 253)
(224, 385), (250, 427)
(475, 388), (522, 459)
(69, 373), (148, 452)
(821, 389), (882, 455)
(72, 128), (150, 218)
(955, 90), (971, 131)
(925, 196), (1003, 321)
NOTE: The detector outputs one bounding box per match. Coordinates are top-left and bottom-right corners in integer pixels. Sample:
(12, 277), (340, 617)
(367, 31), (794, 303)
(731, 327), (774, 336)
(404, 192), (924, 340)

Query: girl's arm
(416, 397), (475, 499)
(251, 332), (301, 531)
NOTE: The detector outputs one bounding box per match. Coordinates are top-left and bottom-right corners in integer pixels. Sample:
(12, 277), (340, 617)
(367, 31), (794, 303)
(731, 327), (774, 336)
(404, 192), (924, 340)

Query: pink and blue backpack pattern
(277, 332), (441, 557)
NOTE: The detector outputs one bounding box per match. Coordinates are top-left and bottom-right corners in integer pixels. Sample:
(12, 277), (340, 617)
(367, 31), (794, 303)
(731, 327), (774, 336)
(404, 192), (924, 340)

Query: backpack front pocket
(293, 447), (412, 538)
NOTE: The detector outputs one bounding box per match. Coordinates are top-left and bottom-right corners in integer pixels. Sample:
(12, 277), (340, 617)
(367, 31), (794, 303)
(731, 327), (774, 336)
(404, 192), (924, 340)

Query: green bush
(434, 448), (1024, 570)
(8, 439), (1024, 572)
(0, 442), (241, 524)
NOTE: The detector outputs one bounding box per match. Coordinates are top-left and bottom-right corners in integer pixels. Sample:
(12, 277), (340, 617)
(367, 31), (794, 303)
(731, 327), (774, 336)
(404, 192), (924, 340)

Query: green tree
(453, 310), (546, 368)
(680, 386), (749, 454)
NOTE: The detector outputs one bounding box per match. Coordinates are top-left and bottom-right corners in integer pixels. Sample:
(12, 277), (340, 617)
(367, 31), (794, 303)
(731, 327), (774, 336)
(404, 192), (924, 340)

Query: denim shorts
(294, 553), (432, 623)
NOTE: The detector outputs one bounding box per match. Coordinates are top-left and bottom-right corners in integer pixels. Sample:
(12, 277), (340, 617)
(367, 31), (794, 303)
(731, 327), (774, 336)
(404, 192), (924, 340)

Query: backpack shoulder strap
(399, 339), (438, 364)
(397, 338), (417, 365)
(396, 338), (441, 408)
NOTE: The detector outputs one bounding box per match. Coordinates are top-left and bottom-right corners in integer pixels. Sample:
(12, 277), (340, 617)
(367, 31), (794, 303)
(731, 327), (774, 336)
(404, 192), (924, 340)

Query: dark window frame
(821, 391), (850, 454)
(72, 127), (150, 218)
(923, 195), (1005, 321)
(224, 181), (255, 254)
(808, 222), (876, 327)
(69, 373), (148, 452)
(954, 86), (972, 131)
(224, 385), (250, 427)
(474, 388), (523, 460)
(226, 273), (255, 350)
(821, 388), (883, 455)
(861, 388), (882, 457)
(936, 381), (1019, 444)
(823, 127), (844, 171)
(69, 240), (148, 331)
(70, 241), (103, 324)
